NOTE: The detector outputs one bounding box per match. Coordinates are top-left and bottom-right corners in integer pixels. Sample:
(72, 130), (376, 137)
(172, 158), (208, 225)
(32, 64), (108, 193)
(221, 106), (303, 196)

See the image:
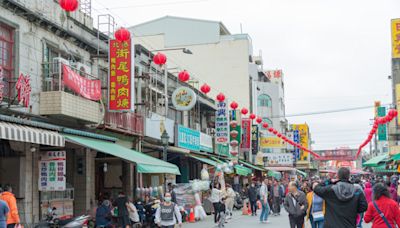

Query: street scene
(0, 0), (400, 228)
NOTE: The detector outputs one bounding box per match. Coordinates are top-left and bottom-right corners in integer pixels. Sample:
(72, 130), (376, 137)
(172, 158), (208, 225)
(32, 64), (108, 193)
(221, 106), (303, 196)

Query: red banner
(62, 65), (101, 101)
(241, 118), (251, 152)
(109, 39), (133, 111)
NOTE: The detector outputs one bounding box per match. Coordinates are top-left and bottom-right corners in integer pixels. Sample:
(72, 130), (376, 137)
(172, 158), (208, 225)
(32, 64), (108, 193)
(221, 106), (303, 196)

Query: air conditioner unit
(76, 62), (92, 75)
(53, 57), (70, 66)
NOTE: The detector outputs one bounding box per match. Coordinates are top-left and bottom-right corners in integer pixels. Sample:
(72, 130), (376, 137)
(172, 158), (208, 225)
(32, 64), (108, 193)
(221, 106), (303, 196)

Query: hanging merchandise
(200, 164), (210, 181)
(194, 193), (207, 220)
(153, 52), (167, 65)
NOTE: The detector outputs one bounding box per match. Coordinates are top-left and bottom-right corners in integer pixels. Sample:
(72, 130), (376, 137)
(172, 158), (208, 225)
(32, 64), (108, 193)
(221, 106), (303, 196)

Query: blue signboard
(293, 130), (300, 160)
(177, 125), (200, 151)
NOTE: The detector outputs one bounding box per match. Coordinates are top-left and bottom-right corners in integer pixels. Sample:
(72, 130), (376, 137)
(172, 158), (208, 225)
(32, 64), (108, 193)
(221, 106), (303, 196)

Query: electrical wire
(97, 0), (210, 10)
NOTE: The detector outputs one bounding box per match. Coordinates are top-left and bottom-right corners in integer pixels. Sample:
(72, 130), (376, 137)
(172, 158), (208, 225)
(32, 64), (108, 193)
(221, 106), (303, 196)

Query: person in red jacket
(364, 182), (373, 203)
(364, 183), (400, 228)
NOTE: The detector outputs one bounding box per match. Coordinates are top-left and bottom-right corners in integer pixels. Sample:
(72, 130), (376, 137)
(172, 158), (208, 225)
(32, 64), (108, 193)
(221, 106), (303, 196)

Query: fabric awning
(0, 121), (64, 147)
(234, 165), (252, 176)
(239, 160), (266, 172)
(363, 154), (388, 167)
(64, 134), (180, 175)
(189, 155), (219, 167)
(391, 153), (400, 161)
(267, 166), (296, 172)
(373, 164), (397, 173)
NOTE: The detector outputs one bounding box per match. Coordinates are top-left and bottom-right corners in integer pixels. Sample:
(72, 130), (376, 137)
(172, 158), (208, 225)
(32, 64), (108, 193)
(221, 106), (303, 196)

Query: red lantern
(262, 122), (269, 129)
(256, 117), (262, 124)
(376, 117), (384, 125)
(114, 28), (131, 42)
(230, 101), (239, 110)
(268, 127), (274, 132)
(178, 70), (190, 82)
(200, 83), (211, 94)
(249, 114), (256, 120)
(216, 93), (225, 102)
(277, 133), (282, 138)
(60, 0), (78, 12)
(153, 52), (167, 65)
(389, 109), (398, 118)
(241, 108), (248, 115)
(272, 130), (278, 135)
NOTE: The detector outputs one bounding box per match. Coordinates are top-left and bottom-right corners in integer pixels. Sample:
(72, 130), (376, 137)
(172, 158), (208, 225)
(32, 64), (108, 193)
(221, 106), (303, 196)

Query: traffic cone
(189, 207), (195, 223)
(247, 202), (252, 215)
(242, 202), (248, 215)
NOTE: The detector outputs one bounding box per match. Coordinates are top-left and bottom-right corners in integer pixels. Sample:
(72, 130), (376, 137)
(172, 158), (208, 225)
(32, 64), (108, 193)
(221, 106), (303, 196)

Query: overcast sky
(93, 0), (399, 151)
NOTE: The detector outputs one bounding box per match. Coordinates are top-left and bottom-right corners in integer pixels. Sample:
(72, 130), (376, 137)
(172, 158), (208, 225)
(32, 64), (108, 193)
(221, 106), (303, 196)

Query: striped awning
(0, 121), (65, 147)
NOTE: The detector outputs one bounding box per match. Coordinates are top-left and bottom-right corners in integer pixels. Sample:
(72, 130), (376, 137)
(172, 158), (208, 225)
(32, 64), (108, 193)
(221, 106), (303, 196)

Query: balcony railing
(103, 112), (144, 136)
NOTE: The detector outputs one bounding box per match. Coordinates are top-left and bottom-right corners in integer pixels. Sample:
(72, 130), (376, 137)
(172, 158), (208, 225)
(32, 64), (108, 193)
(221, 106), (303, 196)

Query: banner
(241, 118), (251, 152)
(215, 101), (230, 144)
(263, 153), (293, 166)
(392, 18), (400, 58)
(251, 125), (259, 155)
(62, 65), (101, 101)
(39, 151), (66, 191)
(229, 110), (241, 157)
(293, 130), (300, 160)
(292, 124), (309, 161)
(260, 137), (285, 148)
(396, 84), (400, 126)
(377, 106), (387, 141)
(109, 39), (134, 111)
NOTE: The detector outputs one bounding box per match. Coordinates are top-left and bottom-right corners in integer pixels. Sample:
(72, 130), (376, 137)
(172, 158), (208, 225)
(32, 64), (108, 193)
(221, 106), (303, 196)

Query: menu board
(39, 151), (66, 191)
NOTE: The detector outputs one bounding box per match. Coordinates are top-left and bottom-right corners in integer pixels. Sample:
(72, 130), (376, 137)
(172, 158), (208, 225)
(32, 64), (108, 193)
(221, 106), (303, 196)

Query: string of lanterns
(355, 109), (398, 158)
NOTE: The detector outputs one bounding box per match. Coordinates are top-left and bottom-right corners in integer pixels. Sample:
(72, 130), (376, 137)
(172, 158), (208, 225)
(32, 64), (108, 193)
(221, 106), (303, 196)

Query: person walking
(0, 198), (9, 228)
(259, 178), (270, 223)
(154, 193), (182, 228)
(364, 183), (400, 228)
(313, 167), (368, 228)
(225, 184), (235, 219)
(95, 200), (112, 227)
(248, 182), (258, 216)
(306, 183), (325, 228)
(271, 179), (284, 216)
(284, 181), (308, 228)
(0, 185), (19, 228)
(210, 183), (222, 224)
(113, 192), (131, 228)
(364, 182), (373, 204)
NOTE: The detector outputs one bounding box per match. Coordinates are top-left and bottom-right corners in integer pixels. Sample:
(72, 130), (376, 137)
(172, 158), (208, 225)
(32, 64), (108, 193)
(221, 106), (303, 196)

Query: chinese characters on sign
(62, 65), (101, 101)
(264, 153), (293, 166)
(215, 101), (230, 144)
(316, 148), (356, 161)
(109, 39), (134, 111)
(177, 125), (200, 151)
(0, 67), (4, 103)
(293, 130), (300, 160)
(240, 119), (251, 152)
(265, 70), (282, 79)
(260, 137), (285, 148)
(39, 151), (66, 191)
(171, 87), (197, 111)
(16, 73), (31, 107)
(292, 124), (309, 161)
(392, 18), (400, 58)
(251, 125), (259, 155)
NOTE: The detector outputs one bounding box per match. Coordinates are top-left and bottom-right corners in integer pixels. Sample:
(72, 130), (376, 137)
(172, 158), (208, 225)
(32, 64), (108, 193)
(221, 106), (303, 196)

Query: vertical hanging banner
(292, 124), (309, 162)
(39, 151), (66, 191)
(241, 118), (251, 153)
(109, 39), (134, 111)
(377, 106), (387, 141)
(229, 110), (241, 158)
(293, 130), (300, 160)
(392, 18), (400, 59)
(215, 101), (230, 144)
(251, 125), (259, 155)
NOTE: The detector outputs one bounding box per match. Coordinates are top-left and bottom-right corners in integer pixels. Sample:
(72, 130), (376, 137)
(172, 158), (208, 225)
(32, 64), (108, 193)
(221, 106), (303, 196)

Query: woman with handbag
(306, 182), (325, 228)
(364, 183), (400, 228)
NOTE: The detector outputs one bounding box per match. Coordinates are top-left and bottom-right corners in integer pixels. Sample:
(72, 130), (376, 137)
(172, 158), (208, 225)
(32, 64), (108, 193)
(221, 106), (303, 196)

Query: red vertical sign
(109, 39), (133, 111)
(241, 118), (251, 152)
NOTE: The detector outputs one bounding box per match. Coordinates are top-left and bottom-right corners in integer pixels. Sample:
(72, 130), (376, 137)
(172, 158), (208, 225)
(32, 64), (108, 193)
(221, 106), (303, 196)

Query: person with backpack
(154, 193), (182, 228)
(364, 183), (400, 228)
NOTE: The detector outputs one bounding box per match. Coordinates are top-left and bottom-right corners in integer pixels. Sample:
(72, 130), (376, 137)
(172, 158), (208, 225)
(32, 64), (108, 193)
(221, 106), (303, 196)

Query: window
(0, 22), (14, 100)
(257, 94), (272, 107)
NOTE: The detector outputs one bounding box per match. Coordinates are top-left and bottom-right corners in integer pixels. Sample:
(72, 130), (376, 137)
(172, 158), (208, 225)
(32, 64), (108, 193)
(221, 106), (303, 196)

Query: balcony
(102, 112), (144, 136)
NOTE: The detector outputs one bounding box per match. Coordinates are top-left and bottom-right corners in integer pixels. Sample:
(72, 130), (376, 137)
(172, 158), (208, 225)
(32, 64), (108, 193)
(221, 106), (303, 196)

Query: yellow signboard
(396, 84), (400, 125)
(392, 18), (400, 58)
(260, 137), (285, 148)
(389, 145), (400, 156)
(292, 124), (309, 161)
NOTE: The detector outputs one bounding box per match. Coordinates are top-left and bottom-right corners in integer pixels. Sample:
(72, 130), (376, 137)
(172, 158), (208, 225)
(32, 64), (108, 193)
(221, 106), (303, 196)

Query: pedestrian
(0, 185), (20, 228)
(364, 183), (400, 228)
(364, 182), (373, 204)
(306, 181), (325, 228)
(127, 198), (140, 226)
(259, 178), (270, 223)
(313, 167), (368, 228)
(248, 182), (258, 216)
(113, 192), (131, 228)
(225, 184), (235, 218)
(167, 183), (177, 204)
(271, 179), (284, 216)
(284, 181), (308, 228)
(95, 200), (112, 228)
(154, 193), (182, 228)
(0, 194), (9, 228)
(210, 182), (222, 224)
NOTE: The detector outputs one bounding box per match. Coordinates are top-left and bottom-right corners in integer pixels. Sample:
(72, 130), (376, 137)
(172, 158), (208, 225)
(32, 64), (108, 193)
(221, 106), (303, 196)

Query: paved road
(184, 209), (372, 228)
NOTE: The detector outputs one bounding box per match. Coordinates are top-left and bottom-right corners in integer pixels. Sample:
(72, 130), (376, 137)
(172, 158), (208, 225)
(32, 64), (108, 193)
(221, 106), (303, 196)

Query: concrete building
(129, 16), (255, 110)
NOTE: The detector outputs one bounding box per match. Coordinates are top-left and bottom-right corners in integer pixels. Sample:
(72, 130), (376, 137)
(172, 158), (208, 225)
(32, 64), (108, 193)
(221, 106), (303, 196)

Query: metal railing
(104, 111), (144, 136)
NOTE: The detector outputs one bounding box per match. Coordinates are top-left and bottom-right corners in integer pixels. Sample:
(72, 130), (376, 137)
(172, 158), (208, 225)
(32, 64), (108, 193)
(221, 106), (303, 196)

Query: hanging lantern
(200, 83), (211, 94)
(268, 127), (274, 132)
(256, 117), (262, 124)
(230, 101), (239, 110)
(262, 122), (269, 129)
(216, 93), (225, 102)
(277, 133), (282, 138)
(249, 113), (256, 120)
(272, 129), (278, 134)
(241, 108), (248, 115)
(230, 140), (239, 147)
(230, 120), (238, 128)
(178, 70), (190, 82)
(60, 0), (78, 12)
(114, 28), (131, 42)
(230, 130), (239, 138)
(153, 52), (167, 65)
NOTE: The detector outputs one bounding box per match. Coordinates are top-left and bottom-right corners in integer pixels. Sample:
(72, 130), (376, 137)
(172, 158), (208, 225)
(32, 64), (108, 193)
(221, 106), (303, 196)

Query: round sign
(171, 87), (197, 111)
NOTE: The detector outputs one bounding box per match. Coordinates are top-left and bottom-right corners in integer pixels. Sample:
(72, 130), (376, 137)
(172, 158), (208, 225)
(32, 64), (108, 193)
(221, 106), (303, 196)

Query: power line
(98, 0), (210, 10)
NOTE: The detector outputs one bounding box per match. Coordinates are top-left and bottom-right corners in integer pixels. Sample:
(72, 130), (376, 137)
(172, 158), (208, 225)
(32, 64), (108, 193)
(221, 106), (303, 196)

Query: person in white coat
(225, 184), (236, 218)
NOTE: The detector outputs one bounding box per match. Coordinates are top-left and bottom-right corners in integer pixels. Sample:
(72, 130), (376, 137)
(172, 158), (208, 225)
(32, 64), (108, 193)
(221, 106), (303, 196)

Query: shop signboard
(16, 73), (31, 107)
(377, 106), (387, 141)
(293, 130), (300, 160)
(396, 84), (400, 125)
(39, 151), (66, 191)
(216, 144), (230, 157)
(200, 132), (213, 153)
(215, 101), (230, 144)
(62, 65), (101, 101)
(177, 125), (200, 151)
(315, 148), (356, 161)
(109, 39), (134, 111)
(260, 137), (285, 149)
(392, 18), (400, 58)
(251, 125), (259, 155)
(292, 124), (309, 161)
(241, 118), (251, 152)
(171, 87), (197, 111)
(145, 112), (174, 143)
(263, 153), (293, 166)
(286, 132), (294, 150)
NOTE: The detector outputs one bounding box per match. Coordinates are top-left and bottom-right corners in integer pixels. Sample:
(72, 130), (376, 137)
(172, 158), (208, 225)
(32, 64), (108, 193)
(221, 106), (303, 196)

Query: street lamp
(161, 130), (170, 193)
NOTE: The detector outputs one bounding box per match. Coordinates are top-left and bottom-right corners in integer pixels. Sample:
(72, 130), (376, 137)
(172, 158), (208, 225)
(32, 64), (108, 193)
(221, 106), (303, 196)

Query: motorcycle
(35, 207), (90, 228)
(233, 191), (243, 210)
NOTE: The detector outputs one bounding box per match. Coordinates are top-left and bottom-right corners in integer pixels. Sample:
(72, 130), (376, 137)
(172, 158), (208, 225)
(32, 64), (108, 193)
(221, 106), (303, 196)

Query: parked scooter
(233, 191), (243, 210)
(35, 207), (90, 228)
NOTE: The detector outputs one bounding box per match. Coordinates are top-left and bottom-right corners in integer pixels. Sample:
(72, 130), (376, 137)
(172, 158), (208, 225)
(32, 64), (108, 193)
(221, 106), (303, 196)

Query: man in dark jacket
(313, 167), (368, 228)
(271, 179), (284, 216)
(248, 182), (258, 216)
(284, 181), (307, 228)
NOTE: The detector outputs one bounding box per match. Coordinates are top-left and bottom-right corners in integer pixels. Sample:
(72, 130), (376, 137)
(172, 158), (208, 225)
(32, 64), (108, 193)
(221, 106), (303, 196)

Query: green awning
(296, 169), (307, 177)
(391, 153), (400, 161)
(373, 164), (397, 173)
(363, 154), (388, 167)
(239, 160), (265, 172)
(189, 155), (219, 167)
(234, 165), (252, 176)
(268, 170), (282, 180)
(64, 134), (180, 175)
